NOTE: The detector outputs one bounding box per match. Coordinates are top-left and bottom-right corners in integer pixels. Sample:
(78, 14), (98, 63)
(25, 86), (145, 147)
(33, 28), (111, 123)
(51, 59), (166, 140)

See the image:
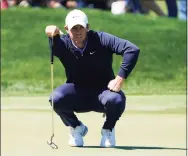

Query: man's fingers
(45, 25), (59, 37)
(107, 81), (113, 90)
(107, 79), (121, 92)
(107, 80), (116, 91)
(114, 85), (121, 92)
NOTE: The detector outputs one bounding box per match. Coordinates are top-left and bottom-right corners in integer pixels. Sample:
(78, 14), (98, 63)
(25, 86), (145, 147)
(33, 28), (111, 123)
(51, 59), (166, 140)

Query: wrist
(115, 75), (124, 84)
(116, 75), (124, 80)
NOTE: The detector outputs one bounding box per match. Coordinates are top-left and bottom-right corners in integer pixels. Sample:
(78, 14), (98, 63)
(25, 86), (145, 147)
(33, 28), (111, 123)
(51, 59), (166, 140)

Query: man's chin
(75, 40), (84, 44)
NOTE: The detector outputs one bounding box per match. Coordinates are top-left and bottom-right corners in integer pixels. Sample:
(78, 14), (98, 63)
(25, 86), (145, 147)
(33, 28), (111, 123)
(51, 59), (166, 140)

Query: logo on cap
(73, 16), (80, 18)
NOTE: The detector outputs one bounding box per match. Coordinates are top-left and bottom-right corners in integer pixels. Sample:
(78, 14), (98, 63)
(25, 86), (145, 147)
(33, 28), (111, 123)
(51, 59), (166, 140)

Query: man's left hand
(107, 75), (124, 92)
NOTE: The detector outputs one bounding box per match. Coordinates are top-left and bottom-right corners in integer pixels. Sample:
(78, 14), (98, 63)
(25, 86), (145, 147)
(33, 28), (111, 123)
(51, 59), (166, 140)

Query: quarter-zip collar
(71, 37), (88, 56)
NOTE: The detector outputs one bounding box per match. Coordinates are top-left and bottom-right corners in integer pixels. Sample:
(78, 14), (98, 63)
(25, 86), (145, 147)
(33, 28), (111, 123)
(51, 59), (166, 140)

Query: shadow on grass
(81, 146), (186, 150)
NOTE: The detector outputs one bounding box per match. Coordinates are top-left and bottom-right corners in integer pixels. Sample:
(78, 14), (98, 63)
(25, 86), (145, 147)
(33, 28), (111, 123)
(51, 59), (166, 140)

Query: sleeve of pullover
(99, 32), (140, 79)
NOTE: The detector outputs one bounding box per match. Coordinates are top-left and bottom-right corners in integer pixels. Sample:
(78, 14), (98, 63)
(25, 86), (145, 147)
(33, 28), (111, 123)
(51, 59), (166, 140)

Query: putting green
(1, 96), (186, 156)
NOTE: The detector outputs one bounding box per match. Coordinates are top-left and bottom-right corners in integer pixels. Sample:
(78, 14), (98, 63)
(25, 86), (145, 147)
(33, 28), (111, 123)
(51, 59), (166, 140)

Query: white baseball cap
(65, 9), (88, 30)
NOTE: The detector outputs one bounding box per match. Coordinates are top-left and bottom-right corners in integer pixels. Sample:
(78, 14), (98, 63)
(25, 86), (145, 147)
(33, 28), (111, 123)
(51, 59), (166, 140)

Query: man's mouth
(76, 35), (82, 39)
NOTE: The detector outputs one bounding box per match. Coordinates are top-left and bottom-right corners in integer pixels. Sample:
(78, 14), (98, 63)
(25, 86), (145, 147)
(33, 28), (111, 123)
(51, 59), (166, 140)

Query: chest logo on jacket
(90, 50), (96, 55)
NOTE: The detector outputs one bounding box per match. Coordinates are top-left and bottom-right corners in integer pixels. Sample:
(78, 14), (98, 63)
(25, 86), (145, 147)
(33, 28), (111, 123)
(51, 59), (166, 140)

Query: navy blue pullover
(49, 30), (140, 89)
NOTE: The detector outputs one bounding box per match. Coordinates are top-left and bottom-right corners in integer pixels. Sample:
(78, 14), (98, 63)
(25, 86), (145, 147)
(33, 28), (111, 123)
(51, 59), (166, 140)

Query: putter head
(47, 134), (58, 149)
(47, 140), (58, 149)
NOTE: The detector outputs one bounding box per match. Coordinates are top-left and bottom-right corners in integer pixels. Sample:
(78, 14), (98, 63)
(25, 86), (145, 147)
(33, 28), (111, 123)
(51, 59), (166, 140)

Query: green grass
(1, 8), (186, 96)
(2, 108), (186, 115)
(1, 95), (186, 114)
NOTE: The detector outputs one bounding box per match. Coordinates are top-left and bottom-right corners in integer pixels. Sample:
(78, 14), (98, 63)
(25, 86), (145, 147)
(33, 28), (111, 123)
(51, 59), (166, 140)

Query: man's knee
(99, 90), (125, 116)
(49, 91), (64, 107)
(102, 91), (126, 115)
(49, 83), (76, 109)
(108, 93), (125, 105)
(101, 91), (125, 105)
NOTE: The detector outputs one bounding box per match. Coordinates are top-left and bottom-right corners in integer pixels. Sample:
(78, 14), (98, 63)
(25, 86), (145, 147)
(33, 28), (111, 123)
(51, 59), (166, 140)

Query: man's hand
(45, 25), (60, 37)
(107, 75), (124, 92)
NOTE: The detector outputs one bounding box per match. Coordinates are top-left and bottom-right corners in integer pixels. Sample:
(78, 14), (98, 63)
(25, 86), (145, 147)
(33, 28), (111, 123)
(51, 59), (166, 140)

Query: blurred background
(1, 0), (187, 20)
(1, 0), (187, 96)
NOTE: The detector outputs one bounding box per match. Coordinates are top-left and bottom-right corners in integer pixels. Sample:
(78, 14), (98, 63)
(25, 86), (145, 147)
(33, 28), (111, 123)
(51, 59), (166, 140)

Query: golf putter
(47, 134), (58, 149)
(47, 33), (58, 149)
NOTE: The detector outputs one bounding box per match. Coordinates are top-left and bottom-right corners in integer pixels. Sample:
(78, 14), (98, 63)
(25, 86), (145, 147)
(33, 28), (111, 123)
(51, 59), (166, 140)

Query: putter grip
(51, 50), (54, 64)
(49, 38), (54, 64)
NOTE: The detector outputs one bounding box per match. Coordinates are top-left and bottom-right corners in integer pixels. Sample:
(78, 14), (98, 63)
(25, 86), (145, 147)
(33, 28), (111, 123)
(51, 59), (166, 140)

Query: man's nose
(76, 28), (81, 31)
(75, 29), (82, 34)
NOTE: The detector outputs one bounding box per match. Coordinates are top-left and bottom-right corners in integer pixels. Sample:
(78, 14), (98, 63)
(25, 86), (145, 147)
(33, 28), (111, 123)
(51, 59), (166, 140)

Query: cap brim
(68, 20), (87, 30)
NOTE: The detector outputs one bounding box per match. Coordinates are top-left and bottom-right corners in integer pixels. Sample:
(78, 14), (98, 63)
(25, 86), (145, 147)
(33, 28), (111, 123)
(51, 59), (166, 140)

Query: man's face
(67, 25), (88, 44)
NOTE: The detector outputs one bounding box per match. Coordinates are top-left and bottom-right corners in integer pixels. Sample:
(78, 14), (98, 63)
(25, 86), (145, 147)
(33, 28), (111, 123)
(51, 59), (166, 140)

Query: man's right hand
(45, 25), (60, 37)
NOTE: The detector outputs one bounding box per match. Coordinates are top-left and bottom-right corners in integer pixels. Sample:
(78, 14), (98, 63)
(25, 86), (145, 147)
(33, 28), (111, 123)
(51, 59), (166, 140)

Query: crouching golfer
(45, 9), (140, 148)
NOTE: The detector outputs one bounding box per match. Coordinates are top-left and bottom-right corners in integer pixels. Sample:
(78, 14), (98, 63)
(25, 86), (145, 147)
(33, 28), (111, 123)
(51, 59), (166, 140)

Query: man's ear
(64, 25), (69, 33)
